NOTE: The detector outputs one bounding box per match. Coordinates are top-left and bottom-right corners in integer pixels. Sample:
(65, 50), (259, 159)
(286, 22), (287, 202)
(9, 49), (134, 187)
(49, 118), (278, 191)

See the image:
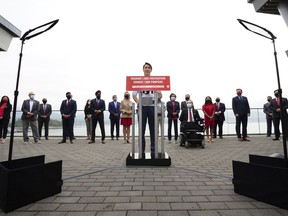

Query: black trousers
(110, 118), (120, 138)
(38, 117), (50, 138)
(168, 118), (178, 141)
(0, 118), (9, 139)
(62, 117), (74, 141)
(91, 117), (105, 141)
(214, 120), (224, 137)
(235, 115), (248, 139)
(266, 117), (272, 136)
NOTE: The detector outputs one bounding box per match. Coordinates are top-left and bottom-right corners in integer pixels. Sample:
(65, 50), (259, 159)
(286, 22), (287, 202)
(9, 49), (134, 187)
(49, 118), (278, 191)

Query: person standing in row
(108, 95), (121, 141)
(120, 91), (133, 144)
(180, 94), (191, 110)
(0, 96), (12, 144)
(21, 92), (40, 144)
(270, 90), (288, 141)
(213, 97), (225, 139)
(89, 90), (106, 144)
(263, 96), (273, 137)
(202, 96), (215, 143)
(166, 93), (180, 144)
(232, 88), (250, 141)
(58, 92), (77, 144)
(38, 98), (52, 140)
(84, 99), (93, 140)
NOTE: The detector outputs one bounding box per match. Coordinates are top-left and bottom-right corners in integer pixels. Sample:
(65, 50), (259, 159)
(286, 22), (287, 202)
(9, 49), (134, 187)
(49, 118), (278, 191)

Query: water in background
(13, 108), (272, 137)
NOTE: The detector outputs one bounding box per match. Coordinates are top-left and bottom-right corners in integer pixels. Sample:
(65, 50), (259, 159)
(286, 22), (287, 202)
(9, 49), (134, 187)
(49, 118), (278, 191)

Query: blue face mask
(187, 104), (192, 108)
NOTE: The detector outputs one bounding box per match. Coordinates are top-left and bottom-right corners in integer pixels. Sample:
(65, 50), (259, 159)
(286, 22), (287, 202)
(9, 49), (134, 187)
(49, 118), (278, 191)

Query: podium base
(126, 152), (171, 166)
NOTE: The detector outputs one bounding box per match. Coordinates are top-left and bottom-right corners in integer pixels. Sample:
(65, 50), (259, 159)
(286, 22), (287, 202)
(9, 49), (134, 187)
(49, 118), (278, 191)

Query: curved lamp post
(8, 19), (59, 167)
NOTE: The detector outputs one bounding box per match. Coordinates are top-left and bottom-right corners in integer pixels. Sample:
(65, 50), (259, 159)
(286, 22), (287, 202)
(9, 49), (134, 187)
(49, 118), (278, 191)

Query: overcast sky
(1, 0), (288, 110)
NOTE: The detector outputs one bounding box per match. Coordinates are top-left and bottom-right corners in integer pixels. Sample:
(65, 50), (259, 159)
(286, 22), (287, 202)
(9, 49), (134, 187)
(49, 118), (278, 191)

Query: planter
(0, 155), (62, 213)
(233, 154), (288, 209)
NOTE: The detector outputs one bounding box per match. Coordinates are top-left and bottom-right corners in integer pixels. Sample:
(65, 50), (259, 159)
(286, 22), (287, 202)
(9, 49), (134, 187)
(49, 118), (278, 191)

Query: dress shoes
(88, 141), (95, 144)
(58, 140), (66, 144)
(273, 138), (279, 141)
(101, 141), (105, 144)
(242, 138), (250, 141)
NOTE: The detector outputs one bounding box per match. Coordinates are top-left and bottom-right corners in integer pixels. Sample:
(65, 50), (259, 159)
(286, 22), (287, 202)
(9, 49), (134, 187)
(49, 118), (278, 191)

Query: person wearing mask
(269, 90), (288, 141)
(157, 92), (165, 136)
(166, 93), (180, 144)
(21, 92), (40, 144)
(84, 99), (93, 140)
(0, 96), (12, 144)
(38, 98), (52, 140)
(263, 96), (273, 137)
(202, 96), (215, 143)
(120, 91), (133, 144)
(58, 92), (77, 144)
(180, 94), (191, 110)
(232, 88), (250, 141)
(213, 97), (226, 139)
(179, 100), (202, 126)
(132, 62), (161, 154)
(108, 95), (121, 141)
(89, 90), (106, 144)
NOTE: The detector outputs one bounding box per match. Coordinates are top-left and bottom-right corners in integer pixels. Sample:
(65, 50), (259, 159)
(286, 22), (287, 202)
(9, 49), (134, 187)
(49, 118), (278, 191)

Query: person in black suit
(269, 90), (288, 140)
(232, 88), (250, 141)
(179, 100), (202, 126)
(180, 94), (191, 110)
(21, 92), (40, 144)
(108, 95), (121, 140)
(38, 98), (52, 140)
(263, 96), (273, 137)
(0, 96), (12, 144)
(213, 97), (226, 139)
(89, 90), (106, 144)
(166, 93), (180, 143)
(58, 92), (77, 144)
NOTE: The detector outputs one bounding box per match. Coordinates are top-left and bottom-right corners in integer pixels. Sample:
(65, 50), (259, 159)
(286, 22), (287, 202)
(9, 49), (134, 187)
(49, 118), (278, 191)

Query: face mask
(2, 98), (8, 103)
(237, 92), (241, 96)
(124, 95), (129, 99)
(206, 99), (211, 103)
(275, 93), (279, 98)
(216, 99), (220, 103)
(267, 99), (271, 102)
(187, 104), (192, 108)
(42, 100), (47, 104)
(96, 95), (101, 99)
(171, 96), (176, 101)
(66, 95), (72, 99)
(30, 95), (35, 100)
(185, 97), (190, 101)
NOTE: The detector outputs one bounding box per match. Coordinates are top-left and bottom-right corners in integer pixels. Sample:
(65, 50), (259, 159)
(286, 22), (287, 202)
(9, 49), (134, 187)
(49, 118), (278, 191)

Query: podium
(125, 76), (171, 166)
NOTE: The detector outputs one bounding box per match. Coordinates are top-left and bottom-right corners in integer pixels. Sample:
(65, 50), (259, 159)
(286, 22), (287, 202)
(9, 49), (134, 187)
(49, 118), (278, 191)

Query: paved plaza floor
(1, 135), (288, 216)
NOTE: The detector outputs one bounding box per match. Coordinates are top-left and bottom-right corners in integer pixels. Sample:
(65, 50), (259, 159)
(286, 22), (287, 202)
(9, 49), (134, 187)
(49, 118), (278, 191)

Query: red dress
(202, 104), (215, 126)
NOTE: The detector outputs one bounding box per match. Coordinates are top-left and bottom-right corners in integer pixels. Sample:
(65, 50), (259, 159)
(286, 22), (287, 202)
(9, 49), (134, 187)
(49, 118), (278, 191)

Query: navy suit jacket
(214, 102), (226, 121)
(91, 98), (106, 119)
(166, 101), (180, 119)
(108, 101), (121, 119)
(232, 96), (250, 116)
(21, 99), (40, 121)
(60, 99), (77, 119)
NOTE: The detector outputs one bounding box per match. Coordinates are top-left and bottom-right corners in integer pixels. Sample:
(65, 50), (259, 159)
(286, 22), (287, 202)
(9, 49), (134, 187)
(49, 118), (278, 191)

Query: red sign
(126, 76), (170, 91)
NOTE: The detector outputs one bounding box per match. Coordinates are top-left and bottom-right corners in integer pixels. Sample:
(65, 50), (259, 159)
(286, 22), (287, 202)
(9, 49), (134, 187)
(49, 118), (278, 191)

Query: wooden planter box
(233, 154), (288, 209)
(0, 155), (62, 213)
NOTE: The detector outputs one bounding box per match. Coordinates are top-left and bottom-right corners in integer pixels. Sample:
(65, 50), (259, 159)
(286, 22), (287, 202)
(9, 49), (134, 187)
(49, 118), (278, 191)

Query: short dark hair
(95, 90), (101, 95)
(143, 62), (152, 70)
(169, 93), (176, 98)
(66, 92), (71, 95)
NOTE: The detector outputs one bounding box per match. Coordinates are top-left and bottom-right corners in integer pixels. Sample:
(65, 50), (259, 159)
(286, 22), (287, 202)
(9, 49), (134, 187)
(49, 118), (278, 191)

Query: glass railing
(11, 108), (269, 137)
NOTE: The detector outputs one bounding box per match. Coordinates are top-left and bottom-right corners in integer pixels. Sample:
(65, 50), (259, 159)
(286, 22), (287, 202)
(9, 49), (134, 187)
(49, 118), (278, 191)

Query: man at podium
(132, 62), (161, 154)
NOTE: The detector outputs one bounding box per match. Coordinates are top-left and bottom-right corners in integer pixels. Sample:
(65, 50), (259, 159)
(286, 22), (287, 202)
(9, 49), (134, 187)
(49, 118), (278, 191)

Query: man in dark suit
(213, 97), (226, 139)
(166, 93), (180, 143)
(21, 92), (40, 144)
(263, 96), (273, 137)
(58, 92), (77, 144)
(89, 90), (106, 144)
(232, 88), (250, 141)
(179, 100), (202, 126)
(180, 94), (190, 110)
(108, 95), (121, 140)
(38, 98), (52, 140)
(269, 90), (288, 140)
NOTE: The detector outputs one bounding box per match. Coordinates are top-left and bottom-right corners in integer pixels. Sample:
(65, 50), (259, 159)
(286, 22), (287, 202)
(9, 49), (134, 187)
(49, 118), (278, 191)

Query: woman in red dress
(202, 96), (215, 143)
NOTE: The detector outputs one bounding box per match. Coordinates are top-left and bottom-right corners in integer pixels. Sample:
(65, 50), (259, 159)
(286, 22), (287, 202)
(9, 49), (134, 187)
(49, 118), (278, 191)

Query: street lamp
(237, 18), (288, 167)
(8, 19), (59, 167)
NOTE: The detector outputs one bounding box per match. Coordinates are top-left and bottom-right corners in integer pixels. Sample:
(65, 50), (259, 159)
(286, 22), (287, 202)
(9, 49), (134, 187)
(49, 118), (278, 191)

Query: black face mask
(185, 97), (190, 101)
(275, 93), (279, 98)
(124, 95), (129, 99)
(66, 95), (71, 100)
(216, 99), (220, 103)
(96, 95), (101, 99)
(42, 100), (47, 104)
(267, 99), (271, 102)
